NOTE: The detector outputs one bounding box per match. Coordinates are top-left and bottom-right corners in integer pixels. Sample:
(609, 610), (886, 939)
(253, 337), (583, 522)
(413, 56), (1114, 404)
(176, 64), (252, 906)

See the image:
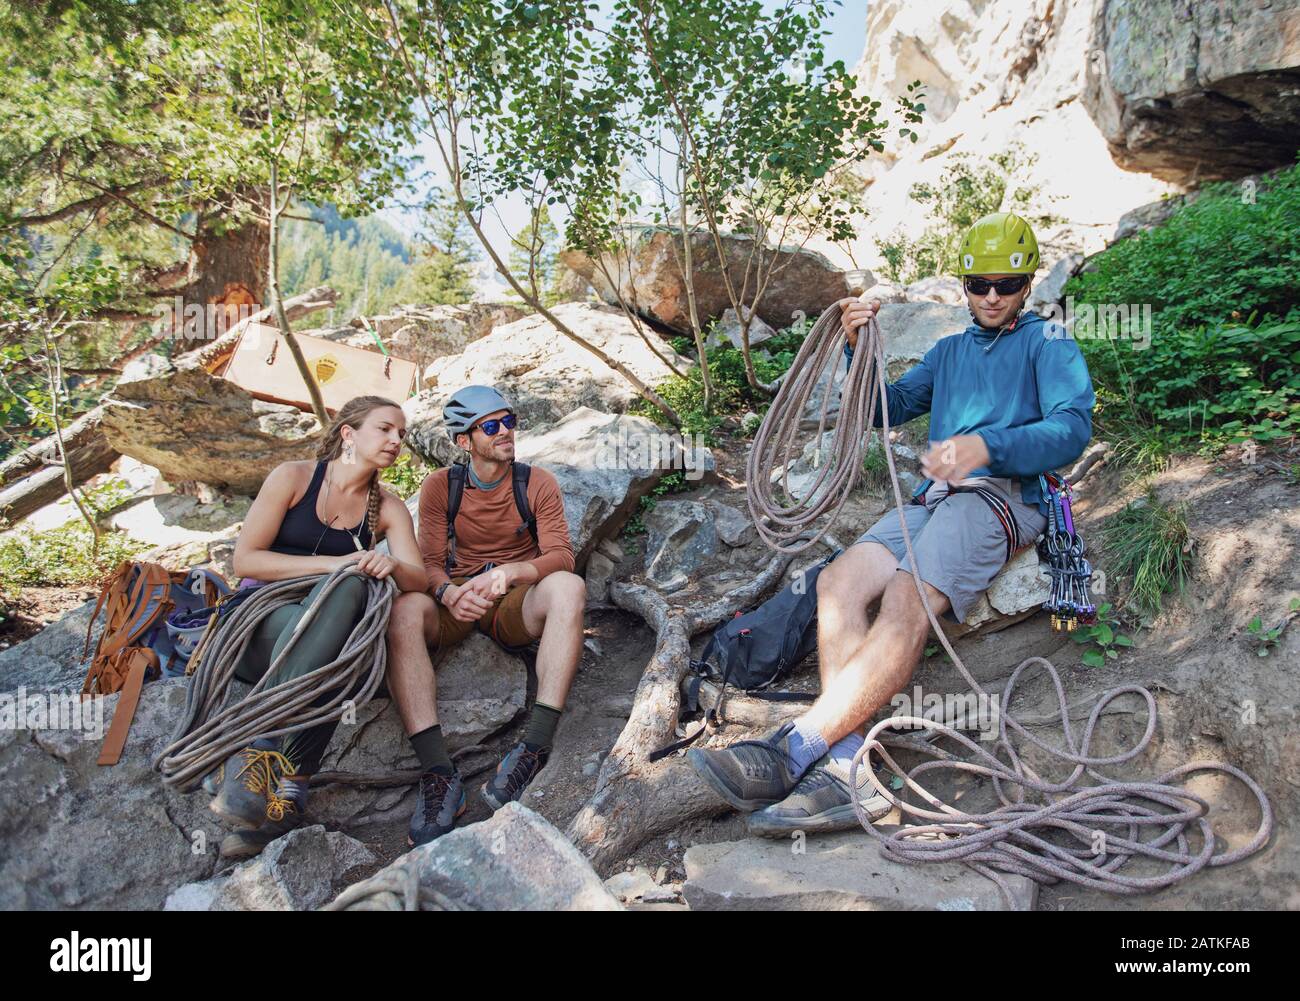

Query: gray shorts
(854, 477), (1047, 623)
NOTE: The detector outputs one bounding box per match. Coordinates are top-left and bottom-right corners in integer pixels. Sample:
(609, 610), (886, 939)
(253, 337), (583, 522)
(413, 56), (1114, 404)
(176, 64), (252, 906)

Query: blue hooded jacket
(844, 310), (1095, 514)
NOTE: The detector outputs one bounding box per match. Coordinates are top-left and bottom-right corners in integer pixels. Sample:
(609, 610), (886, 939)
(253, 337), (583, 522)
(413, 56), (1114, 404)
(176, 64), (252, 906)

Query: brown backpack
(81, 561), (221, 765)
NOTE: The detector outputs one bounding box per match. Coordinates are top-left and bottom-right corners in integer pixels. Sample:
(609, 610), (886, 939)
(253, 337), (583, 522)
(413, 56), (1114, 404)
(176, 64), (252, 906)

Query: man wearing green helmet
(688, 212), (1096, 837)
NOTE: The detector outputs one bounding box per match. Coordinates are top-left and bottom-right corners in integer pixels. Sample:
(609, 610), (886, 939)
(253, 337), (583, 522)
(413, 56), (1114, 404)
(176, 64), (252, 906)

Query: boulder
(946, 546), (1053, 638)
(560, 226), (848, 335)
(643, 500), (720, 590)
(164, 826), (376, 911)
(317, 303), (531, 376)
(0, 629), (525, 908)
(584, 551), (617, 603)
(0, 597), (97, 693)
(864, 281), (908, 304)
(682, 830), (1038, 910)
(1083, 0), (1300, 183)
(0, 678), (228, 909)
(101, 353), (322, 494)
(404, 407), (709, 571)
(876, 302), (970, 377)
(327, 802), (622, 911)
(105, 492), (251, 549)
(904, 276), (965, 304)
(415, 301), (689, 432)
(1027, 253), (1085, 316)
(705, 306), (777, 352)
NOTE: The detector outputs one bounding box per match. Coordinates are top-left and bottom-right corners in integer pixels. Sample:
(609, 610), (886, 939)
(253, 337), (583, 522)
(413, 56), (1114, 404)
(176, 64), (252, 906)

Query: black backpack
(650, 548), (840, 761)
(444, 460), (540, 576)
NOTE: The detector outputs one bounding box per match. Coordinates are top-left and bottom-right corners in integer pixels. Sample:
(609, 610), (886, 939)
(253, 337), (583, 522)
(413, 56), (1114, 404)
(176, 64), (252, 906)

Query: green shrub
(1100, 493), (1194, 619)
(380, 450), (430, 499)
(0, 522), (150, 588)
(630, 322), (809, 442)
(1067, 159), (1300, 452)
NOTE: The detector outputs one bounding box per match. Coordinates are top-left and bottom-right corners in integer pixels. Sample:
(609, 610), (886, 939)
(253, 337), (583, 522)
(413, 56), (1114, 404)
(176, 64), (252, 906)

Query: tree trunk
(186, 201), (270, 341)
(0, 407), (118, 524)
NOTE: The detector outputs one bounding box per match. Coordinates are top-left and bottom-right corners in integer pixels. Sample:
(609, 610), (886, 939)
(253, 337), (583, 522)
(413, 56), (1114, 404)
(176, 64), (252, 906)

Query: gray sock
(786, 719), (828, 775)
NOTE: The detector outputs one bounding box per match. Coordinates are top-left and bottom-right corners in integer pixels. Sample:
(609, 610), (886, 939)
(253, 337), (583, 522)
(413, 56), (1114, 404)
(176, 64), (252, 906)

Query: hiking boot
(407, 770), (466, 848)
(481, 741), (550, 811)
(747, 754), (892, 838)
(686, 722), (807, 813)
(208, 739), (296, 829)
(218, 773), (309, 861)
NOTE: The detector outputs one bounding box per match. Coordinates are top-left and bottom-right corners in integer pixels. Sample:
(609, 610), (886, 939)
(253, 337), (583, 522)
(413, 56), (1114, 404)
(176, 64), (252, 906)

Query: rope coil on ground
(748, 305), (1272, 907)
(153, 565), (395, 791)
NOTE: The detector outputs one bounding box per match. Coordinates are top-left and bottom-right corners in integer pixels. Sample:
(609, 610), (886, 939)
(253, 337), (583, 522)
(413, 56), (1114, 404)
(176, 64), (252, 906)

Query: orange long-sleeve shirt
(417, 463), (575, 593)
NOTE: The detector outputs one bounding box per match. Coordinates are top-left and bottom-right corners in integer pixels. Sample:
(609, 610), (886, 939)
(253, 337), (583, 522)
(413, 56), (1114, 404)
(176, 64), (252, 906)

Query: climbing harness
(745, 298), (1272, 907)
(1037, 472), (1097, 631)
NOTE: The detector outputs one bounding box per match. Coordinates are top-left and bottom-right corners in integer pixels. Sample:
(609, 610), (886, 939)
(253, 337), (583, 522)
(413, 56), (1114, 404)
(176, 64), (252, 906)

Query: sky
(378, 1), (869, 291)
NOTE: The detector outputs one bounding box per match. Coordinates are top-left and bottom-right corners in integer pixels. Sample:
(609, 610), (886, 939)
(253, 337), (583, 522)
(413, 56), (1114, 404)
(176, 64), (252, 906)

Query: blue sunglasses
(474, 413), (518, 436)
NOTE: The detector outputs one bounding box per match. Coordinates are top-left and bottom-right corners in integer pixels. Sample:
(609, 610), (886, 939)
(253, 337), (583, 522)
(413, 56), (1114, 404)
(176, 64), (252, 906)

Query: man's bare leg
(815, 541), (901, 687)
(481, 570), (587, 811)
(386, 591), (442, 734)
(519, 570), (586, 709)
(801, 570), (949, 746)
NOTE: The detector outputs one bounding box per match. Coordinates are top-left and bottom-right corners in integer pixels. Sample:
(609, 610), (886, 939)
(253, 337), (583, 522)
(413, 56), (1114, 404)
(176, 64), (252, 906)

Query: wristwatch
(435, 581), (452, 606)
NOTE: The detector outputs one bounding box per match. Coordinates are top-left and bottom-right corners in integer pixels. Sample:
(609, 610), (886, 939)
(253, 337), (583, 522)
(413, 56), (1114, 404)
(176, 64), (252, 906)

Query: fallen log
(0, 407), (119, 524)
(565, 552), (801, 873)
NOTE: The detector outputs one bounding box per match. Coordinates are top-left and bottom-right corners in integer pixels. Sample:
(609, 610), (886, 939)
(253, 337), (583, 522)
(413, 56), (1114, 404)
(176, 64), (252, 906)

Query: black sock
(522, 702), (562, 751)
(410, 724), (453, 775)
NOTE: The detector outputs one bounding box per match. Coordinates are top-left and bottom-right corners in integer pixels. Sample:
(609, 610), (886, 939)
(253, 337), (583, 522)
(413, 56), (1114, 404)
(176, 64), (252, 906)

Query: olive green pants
(233, 574), (370, 774)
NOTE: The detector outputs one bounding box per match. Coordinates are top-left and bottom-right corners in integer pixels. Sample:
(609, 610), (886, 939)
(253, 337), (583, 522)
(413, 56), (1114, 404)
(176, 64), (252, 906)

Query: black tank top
(269, 461), (374, 557)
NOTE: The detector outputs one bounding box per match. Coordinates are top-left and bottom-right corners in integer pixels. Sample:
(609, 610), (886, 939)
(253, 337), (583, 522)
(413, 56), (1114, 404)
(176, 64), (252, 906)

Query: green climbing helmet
(956, 212), (1040, 276)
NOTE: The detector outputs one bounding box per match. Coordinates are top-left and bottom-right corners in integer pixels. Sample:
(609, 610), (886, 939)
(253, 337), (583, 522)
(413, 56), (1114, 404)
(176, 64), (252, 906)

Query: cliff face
(842, 0), (1298, 274)
(1084, 0), (1300, 183)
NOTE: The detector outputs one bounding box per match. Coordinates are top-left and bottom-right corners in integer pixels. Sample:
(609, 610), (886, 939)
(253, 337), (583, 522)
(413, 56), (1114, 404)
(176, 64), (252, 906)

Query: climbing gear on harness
(444, 460), (539, 576)
(956, 212), (1039, 275)
(82, 562), (231, 766)
(154, 565), (395, 792)
(1036, 472), (1097, 631)
(441, 385), (514, 441)
(743, 295), (1271, 907)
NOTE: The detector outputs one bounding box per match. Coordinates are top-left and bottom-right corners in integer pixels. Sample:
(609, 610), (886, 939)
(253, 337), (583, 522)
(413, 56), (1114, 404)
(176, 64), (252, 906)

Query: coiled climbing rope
(154, 565), (395, 792)
(747, 302), (1273, 907)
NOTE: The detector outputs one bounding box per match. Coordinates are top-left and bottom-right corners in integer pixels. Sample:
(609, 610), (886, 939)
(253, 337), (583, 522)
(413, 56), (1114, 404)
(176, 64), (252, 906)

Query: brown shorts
(432, 575), (540, 654)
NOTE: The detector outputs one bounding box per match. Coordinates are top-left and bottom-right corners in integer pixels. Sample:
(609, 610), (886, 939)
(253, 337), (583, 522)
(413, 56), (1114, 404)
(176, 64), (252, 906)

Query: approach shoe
(208, 739), (296, 829)
(407, 769), (466, 848)
(747, 753), (892, 838)
(686, 722), (806, 813)
(482, 741), (550, 811)
(218, 772), (309, 861)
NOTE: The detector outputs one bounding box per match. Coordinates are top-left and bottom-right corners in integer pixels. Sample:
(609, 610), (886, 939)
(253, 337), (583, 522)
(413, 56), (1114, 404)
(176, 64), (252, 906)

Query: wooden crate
(222, 322), (417, 413)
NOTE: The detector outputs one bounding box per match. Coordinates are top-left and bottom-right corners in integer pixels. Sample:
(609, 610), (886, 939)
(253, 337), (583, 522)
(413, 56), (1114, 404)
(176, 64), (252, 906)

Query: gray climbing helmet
(442, 385), (514, 441)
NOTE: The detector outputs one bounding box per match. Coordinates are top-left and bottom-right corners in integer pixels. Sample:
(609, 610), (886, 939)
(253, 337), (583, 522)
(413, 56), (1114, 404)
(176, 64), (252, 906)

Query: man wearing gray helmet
(385, 385), (586, 847)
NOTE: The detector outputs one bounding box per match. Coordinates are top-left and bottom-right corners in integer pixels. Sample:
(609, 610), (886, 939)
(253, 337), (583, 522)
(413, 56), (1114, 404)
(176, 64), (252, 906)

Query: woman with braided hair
(207, 395), (426, 860)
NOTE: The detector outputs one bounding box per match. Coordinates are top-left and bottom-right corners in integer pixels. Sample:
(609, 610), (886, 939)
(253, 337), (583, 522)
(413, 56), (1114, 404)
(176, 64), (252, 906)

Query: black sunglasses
(964, 275), (1030, 296)
(474, 413), (518, 437)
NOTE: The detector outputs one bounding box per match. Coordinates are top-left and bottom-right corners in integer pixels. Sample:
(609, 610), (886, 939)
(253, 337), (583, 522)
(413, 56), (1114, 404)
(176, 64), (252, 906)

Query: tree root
(565, 551), (804, 873)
